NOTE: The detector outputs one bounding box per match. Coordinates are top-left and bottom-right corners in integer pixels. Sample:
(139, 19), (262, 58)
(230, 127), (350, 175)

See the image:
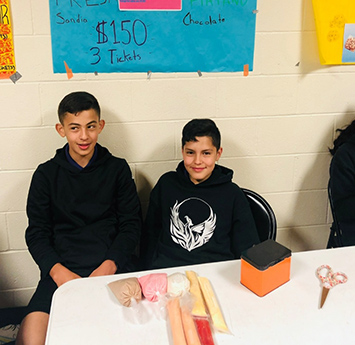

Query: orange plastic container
(240, 239), (291, 297)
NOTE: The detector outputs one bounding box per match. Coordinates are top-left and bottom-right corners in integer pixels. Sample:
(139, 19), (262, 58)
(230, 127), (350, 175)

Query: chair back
(241, 188), (277, 242)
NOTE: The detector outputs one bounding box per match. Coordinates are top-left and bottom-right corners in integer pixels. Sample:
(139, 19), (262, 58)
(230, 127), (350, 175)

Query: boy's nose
(80, 128), (89, 139)
(195, 154), (202, 164)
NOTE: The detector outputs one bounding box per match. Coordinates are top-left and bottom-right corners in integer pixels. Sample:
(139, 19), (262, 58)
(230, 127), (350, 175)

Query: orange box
(240, 240), (291, 297)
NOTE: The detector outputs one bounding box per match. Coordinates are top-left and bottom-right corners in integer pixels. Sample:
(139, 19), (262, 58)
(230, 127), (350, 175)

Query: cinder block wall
(1, 0), (354, 307)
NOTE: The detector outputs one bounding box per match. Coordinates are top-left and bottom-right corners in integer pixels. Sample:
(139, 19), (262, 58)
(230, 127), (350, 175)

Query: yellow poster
(0, 0), (16, 79)
(312, 0), (355, 65)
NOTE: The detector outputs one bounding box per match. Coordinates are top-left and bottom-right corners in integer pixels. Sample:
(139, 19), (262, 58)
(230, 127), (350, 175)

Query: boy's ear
(55, 123), (66, 138)
(98, 119), (105, 132)
(216, 147), (223, 161)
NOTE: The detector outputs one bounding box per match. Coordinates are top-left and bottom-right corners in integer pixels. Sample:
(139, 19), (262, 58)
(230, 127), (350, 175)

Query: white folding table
(45, 246), (355, 345)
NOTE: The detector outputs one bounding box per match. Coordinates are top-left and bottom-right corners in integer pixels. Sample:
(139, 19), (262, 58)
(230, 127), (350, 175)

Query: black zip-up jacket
(141, 161), (259, 269)
(329, 134), (355, 245)
(26, 144), (141, 277)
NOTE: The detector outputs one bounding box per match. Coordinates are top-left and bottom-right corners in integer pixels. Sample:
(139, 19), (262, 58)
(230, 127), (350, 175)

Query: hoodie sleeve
(139, 181), (163, 270)
(230, 188), (260, 258)
(105, 160), (142, 271)
(25, 166), (62, 277)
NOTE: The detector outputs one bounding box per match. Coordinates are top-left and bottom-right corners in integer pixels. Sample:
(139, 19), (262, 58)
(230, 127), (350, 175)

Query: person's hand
(89, 260), (117, 277)
(50, 263), (81, 287)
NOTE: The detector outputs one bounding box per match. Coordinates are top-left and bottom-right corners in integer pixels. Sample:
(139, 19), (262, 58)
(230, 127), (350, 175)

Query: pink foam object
(138, 273), (168, 302)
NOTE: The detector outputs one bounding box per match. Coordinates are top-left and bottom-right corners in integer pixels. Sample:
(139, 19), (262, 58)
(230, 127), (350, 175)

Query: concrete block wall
(1, 0), (354, 307)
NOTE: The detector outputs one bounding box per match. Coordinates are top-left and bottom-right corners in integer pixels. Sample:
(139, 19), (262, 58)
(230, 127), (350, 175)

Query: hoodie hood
(51, 143), (112, 173)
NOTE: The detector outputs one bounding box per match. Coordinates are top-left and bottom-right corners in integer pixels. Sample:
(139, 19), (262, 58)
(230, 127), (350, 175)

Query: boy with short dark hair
(140, 118), (259, 270)
(16, 91), (141, 345)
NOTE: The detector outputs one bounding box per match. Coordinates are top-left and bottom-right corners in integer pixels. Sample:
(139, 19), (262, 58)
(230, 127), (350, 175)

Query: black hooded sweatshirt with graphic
(141, 161), (259, 269)
(26, 144), (141, 278)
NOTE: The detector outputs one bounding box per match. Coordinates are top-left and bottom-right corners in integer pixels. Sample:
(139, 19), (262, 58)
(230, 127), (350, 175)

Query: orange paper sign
(243, 64), (249, 76)
(64, 61), (73, 79)
(0, 0), (16, 79)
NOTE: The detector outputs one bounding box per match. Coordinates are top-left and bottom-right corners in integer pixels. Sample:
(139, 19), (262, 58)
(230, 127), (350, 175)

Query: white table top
(45, 246), (355, 345)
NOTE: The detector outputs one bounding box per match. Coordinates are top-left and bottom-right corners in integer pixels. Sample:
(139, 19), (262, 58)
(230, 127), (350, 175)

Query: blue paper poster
(49, 0), (257, 73)
(342, 24), (355, 63)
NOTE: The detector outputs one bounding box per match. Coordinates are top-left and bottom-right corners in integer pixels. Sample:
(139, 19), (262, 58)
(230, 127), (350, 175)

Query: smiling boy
(16, 92), (141, 345)
(56, 108), (104, 167)
(140, 118), (259, 270)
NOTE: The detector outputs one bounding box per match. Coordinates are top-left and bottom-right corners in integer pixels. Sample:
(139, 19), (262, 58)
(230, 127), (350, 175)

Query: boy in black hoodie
(141, 118), (259, 270)
(16, 92), (141, 345)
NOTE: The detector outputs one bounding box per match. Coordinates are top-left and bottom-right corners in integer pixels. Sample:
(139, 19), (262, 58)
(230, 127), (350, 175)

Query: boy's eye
(70, 126), (78, 131)
(186, 151), (194, 155)
(203, 152), (211, 156)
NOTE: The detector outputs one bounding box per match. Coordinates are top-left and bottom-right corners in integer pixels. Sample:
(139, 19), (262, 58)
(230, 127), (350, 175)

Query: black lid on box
(241, 239), (291, 271)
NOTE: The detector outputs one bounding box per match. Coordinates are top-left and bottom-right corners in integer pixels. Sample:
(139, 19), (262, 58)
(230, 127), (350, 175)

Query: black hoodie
(141, 161), (259, 269)
(25, 144), (141, 277)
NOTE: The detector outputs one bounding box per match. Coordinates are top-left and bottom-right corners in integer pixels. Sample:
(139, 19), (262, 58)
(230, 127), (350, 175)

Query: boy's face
(182, 136), (222, 184)
(55, 109), (105, 167)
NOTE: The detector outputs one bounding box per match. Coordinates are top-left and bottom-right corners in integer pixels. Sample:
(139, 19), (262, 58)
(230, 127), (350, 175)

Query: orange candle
(167, 298), (187, 345)
(181, 306), (201, 345)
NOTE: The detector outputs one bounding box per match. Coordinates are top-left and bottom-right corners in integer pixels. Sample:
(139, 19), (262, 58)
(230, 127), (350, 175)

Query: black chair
(0, 306), (27, 345)
(327, 182), (343, 248)
(0, 306), (26, 327)
(241, 188), (277, 242)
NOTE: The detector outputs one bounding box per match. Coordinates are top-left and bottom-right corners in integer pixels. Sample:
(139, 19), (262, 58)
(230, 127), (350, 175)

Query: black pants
(26, 276), (58, 316)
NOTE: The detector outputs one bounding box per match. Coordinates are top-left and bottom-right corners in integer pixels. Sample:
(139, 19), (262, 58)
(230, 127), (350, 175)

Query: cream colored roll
(198, 276), (229, 333)
(168, 273), (190, 297)
(185, 271), (207, 317)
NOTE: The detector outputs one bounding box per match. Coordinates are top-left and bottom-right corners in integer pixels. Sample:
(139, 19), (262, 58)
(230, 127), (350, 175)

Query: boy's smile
(182, 136), (222, 184)
(55, 109), (105, 167)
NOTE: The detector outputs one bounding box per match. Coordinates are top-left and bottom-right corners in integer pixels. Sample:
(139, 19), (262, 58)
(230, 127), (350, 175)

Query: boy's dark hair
(329, 120), (355, 156)
(182, 119), (221, 150)
(58, 91), (101, 124)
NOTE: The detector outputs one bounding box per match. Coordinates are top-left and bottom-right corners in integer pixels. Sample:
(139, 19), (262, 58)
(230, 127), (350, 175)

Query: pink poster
(119, 0), (182, 11)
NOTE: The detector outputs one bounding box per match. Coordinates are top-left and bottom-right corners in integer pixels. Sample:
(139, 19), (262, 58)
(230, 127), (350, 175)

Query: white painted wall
(1, 0), (354, 307)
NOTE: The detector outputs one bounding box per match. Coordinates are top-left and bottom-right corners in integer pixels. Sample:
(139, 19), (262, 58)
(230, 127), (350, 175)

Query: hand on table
(50, 263), (81, 287)
(89, 260), (117, 277)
